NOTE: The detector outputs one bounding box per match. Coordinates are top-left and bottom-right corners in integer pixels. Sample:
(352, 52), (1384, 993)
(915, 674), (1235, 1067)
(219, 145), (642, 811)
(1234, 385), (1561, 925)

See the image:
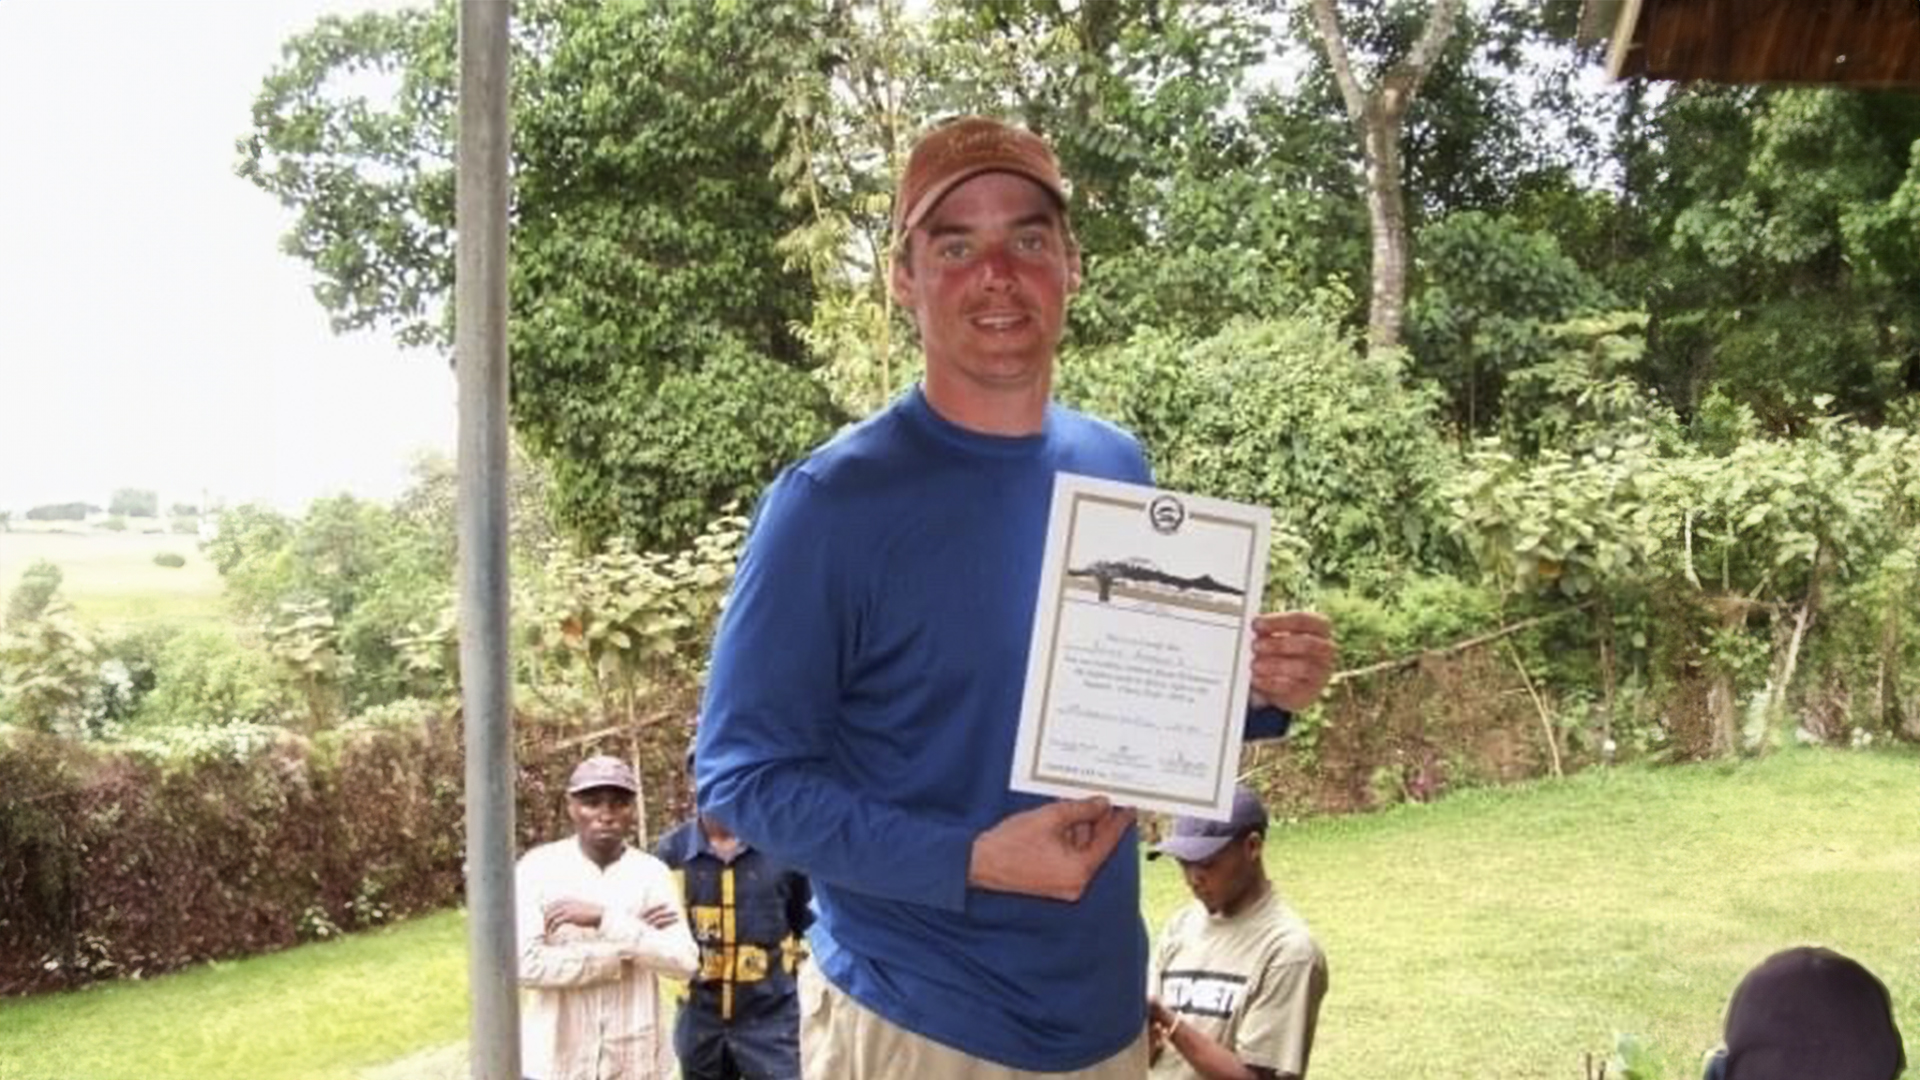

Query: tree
(0, 602), (96, 735)
(6, 561), (65, 627)
(202, 504), (295, 576)
(1305, 0), (1468, 354)
(1406, 211), (1613, 435)
(1059, 310), (1457, 591)
(1630, 87), (1920, 426)
(25, 503), (89, 522)
(108, 489), (159, 518)
(240, 0), (842, 549)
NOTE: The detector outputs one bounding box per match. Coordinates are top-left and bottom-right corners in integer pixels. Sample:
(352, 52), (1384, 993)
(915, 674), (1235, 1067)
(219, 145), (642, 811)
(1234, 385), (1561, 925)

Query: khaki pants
(799, 963), (1147, 1080)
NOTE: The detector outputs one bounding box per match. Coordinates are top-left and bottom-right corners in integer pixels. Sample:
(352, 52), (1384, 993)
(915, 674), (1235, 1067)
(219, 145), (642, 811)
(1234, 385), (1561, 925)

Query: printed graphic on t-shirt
(1159, 969), (1248, 1020)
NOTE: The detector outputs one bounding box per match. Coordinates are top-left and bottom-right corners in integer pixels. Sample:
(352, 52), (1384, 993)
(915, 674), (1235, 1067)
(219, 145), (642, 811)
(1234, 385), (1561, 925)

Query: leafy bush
(134, 625), (287, 728)
(1060, 313), (1461, 592)
(518, 510), (748, 721)
(5, 560), (63, 626)
(202, 503), (296, 576)
(0, 604), (97, 735)
(152, 552), (187, 569)
(0, 705), (703, 995)
(1317, 575), (1504, 667)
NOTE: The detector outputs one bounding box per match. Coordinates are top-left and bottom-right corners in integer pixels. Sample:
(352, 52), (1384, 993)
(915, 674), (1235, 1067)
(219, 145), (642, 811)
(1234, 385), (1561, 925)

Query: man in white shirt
(517, 755), (701, 1080)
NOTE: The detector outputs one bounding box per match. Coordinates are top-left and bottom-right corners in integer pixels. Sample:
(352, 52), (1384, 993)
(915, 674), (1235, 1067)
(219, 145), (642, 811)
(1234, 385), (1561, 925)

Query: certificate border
(1022, 491), (1263, 814)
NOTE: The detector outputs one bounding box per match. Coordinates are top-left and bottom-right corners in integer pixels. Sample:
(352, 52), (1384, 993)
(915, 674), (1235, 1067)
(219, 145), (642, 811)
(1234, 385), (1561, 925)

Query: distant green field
(0, 528), (225, 626)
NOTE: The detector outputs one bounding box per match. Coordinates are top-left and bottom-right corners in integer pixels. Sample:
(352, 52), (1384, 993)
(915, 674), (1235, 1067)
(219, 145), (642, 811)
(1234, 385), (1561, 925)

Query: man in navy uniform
(657, 739), (814, 1080)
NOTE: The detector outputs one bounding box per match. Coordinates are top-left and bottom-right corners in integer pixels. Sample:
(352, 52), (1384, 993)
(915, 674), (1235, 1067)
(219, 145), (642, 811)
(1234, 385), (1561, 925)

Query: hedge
(0, 705), (696, 997)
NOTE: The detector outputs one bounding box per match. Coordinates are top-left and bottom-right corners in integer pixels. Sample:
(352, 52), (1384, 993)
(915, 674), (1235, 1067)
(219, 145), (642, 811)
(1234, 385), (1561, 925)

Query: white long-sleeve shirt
(515, 837), (700, 1080)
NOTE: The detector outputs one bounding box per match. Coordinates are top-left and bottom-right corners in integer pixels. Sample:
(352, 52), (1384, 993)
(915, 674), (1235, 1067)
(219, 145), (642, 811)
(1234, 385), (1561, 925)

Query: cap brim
(567, 780), (637, 795)
(898, 166), (1067, 236)
(1146, 834), (1235, 862)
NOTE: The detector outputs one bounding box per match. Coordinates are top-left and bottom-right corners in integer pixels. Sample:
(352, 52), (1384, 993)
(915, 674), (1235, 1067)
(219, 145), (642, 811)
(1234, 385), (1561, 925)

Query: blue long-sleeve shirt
(696, 386), (1288, 1071)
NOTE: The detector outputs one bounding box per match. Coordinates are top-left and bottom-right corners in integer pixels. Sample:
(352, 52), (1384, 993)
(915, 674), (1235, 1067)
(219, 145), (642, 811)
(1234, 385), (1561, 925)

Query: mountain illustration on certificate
(1065, 557), (1247, 604)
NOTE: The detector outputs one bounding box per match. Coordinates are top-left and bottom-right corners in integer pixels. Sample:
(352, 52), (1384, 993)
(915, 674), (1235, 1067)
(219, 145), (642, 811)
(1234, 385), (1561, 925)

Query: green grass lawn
(0, 913), (468, 1080)
(2, 748), (1914, 1080)
(0, 529), (225, 626)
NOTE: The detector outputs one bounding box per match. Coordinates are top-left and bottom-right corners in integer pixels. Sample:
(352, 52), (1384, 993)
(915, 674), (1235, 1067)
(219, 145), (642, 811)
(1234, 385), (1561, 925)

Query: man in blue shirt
(696, 115), (1337, 1079)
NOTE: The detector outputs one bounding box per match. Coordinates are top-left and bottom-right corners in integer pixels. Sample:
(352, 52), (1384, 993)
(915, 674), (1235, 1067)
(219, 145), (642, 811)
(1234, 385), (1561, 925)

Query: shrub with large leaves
(1060, 313), (1457, 592)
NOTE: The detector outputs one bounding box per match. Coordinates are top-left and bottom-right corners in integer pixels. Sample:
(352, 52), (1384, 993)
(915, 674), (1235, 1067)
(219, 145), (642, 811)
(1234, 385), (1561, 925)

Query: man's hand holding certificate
(1010, 474), (1326, 822)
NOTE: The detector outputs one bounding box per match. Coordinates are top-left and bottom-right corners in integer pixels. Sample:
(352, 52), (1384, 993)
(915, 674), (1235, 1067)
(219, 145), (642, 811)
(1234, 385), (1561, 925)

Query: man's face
(568, 786), (637, 866)
(890, 171), (1081, 403)
(1178, 832), (1263, 916)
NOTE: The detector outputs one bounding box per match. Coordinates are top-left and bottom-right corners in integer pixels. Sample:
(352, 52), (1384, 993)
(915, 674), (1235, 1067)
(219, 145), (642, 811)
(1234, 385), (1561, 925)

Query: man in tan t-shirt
(1146, 785), (1328, 1080)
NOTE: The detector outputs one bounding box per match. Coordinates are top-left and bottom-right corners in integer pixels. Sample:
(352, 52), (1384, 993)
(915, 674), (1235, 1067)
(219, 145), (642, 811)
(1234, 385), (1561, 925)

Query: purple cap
(1148, 785), (1269, 862)
(567, 755), (639, 795)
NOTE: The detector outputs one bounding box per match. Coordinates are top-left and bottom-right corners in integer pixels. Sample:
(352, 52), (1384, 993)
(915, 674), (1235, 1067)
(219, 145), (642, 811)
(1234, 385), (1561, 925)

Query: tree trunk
(1765, 547), (1822, 746)
(1306, 0), (1465, 357)
(1598, 597), (1618, 754)
(1363, 102), (1411, 353)
(1876, 600), (1899, 731)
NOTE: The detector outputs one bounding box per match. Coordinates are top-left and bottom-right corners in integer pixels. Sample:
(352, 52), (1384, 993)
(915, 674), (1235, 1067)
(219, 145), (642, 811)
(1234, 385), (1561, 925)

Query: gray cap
(1148, 785), (1268, 862)
(567, 755), (639, 795)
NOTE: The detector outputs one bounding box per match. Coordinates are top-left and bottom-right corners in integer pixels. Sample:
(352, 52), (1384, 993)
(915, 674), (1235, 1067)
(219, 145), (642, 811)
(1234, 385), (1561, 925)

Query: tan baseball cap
(566, 755), (639, 795)
(892, 116), (1069, 244)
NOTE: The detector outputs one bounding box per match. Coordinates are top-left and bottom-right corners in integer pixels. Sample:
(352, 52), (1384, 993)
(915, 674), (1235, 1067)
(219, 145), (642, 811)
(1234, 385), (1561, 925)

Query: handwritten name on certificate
(1011, 473), (1270, 821)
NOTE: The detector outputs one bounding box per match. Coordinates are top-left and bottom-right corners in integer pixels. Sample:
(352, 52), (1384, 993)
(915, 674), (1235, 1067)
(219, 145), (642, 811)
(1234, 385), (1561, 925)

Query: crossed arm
(516, 869), (699, 989)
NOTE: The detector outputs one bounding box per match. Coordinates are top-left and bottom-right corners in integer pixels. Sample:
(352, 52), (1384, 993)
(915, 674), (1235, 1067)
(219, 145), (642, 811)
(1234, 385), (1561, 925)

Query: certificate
(1010, 473), (1270, 821)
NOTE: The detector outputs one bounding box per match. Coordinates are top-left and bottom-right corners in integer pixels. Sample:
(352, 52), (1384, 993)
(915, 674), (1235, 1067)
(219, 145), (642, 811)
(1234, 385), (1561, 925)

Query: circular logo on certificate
(1148, 495), (1186, 535)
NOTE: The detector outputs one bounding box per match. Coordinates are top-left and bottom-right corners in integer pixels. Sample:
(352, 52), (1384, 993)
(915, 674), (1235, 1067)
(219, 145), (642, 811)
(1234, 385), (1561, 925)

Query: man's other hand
(967, 797), (1135, 902)
(1249, 611), (1336, 712)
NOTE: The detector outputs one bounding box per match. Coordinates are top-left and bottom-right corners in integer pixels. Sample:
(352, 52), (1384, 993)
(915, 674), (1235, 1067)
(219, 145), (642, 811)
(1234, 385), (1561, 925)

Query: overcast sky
(0, 0), (449, 514)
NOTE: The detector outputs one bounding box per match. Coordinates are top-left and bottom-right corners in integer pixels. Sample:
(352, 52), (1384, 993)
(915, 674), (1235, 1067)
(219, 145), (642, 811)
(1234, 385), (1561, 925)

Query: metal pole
(456, 2), (516, 1078)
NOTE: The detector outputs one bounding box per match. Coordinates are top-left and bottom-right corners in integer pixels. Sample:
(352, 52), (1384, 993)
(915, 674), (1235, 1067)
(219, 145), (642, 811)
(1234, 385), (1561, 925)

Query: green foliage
(153, 552), (188, 569)
(1669, 408), (1911, 599)
(1449, 438), (1662, 600)
(135, 625), (287, 728)
(520, 510), (748, 721)
(103, 515), (129, 532)
(1640, 86), (1920, 424)
(1073, 163), (1348, 346)
(927, 0), (1270, 260)
(25, 502), (92, 522)
(210, 494), (452, 712)
(240, 0), (842, 550)
(110, 488), (160, 518)
(7, 558), (65, 625)
(0, 603), (97, 735)
(203, 503), (295, 576)
(1407, 211), (1613, 435)
(1316, 575), (1503, 667)
(89, 623), (173, 730)
(1060, 313), (1458, 591)
(768, 0), (923, 419)
(263, 599), (352, 732)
